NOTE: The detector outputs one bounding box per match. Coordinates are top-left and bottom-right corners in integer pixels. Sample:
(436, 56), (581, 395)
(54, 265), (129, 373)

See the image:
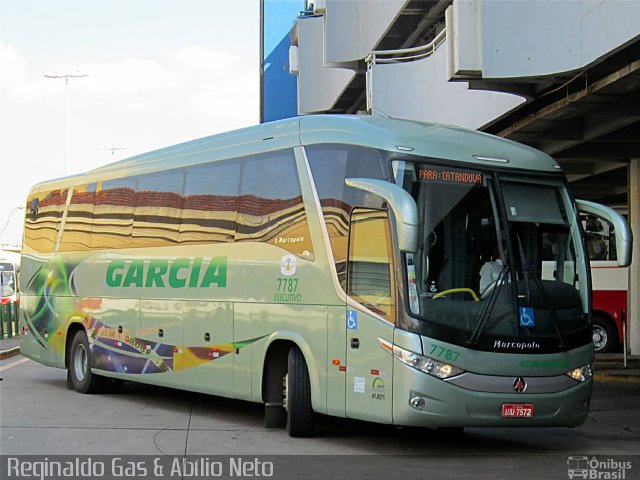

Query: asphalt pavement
(1, 351), (639, 480)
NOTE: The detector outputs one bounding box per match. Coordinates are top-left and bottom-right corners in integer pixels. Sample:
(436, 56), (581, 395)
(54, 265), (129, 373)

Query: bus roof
(32, 115), (561, 191)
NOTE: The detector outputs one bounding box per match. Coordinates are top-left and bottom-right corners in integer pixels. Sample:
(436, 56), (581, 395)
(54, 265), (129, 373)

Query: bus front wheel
(285, 347), (313, 437)
(69, 330), (106, 394)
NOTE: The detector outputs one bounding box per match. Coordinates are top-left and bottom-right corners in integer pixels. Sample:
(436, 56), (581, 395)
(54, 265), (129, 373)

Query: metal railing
(365, 28), (446, 66)
(0, 301), (19, 339)
(365, 29), (446, 112)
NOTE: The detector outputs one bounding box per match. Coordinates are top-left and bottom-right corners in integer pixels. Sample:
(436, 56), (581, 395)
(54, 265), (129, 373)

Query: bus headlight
(566, 364), (593, 382)
(389, 343), (464, 379)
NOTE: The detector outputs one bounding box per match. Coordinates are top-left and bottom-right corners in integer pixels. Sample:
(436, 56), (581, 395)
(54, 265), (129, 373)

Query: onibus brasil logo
(567, 456), (632, 479)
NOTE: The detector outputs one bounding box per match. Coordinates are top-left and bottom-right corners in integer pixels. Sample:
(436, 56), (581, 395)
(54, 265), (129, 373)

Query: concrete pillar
(629, 159), (640, 356)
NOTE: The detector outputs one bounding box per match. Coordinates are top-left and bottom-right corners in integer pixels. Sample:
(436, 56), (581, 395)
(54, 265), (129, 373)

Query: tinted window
(306, 144), (387, 286)
(238, 150), (313, 257)
(348, 208), (395, 320)
(35, 149), (311, 252)
(133, 169), (185, 245)
(180, 160), (240, 244)
(60, 184), (96, 252)
(91, 177), (136, 249)
(502, 183), (565, 225)
(24, 189), (68, 253)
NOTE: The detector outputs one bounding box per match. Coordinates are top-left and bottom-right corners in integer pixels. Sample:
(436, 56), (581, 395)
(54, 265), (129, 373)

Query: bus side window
(23, 189), (68, 253)
(180, 160), (241, 244)
(347, 208), (396, 321)
(237, 150), (313, 257)
(133, 169), (185, 246)
(306, 144), (387, 287)
(91, 178), (136, 249)
(60, 184), (96, 252)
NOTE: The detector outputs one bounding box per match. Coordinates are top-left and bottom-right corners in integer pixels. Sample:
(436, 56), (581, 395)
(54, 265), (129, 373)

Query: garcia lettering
(106, 257), (227, 288)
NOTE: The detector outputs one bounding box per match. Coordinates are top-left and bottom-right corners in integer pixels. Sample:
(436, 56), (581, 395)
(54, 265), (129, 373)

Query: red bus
(583, 214), (628, 353)
(0, 261), (18, 305)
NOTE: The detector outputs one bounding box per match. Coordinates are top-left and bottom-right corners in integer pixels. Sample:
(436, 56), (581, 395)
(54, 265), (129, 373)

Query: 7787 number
(429, 344), (461, 362)
(277, 278), (298, 293)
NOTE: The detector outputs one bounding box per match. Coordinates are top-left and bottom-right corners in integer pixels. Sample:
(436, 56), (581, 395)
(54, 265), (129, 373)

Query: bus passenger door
(345, 209), (395, 423)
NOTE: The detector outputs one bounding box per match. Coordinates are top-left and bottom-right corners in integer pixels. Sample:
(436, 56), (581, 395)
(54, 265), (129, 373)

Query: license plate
(502, 403), (534, 418)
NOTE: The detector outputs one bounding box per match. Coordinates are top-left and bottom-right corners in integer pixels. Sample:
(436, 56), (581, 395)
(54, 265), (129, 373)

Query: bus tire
(69, 330), (106, 394)
(286, 347), (313, 437)
(592, 314), (617, 353)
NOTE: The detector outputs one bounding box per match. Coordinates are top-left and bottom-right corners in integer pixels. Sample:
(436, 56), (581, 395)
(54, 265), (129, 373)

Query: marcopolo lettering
(106, 257), (227, 288)
(493, 340), (541, 350)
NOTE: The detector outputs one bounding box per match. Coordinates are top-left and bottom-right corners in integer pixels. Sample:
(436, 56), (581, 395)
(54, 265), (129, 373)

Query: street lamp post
(0, 206), (26, 248)
(99, 145), (128, 159)
(44, 70), (89, 175)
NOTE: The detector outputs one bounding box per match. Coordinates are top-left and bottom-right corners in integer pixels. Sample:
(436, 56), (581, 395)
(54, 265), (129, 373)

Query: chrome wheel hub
(73, 344), (88, 381)
(592, 325), (607, 351)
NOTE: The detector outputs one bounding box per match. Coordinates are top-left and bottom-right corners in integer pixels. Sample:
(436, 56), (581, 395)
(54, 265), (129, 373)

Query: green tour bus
(19, 115), (632, 437)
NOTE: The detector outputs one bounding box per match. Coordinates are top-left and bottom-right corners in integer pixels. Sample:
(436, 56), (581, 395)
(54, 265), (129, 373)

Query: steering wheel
(432, 288), (479, 302)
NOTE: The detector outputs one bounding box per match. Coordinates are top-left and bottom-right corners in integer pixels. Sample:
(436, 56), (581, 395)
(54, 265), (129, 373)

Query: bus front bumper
(393, 363), (591, 428)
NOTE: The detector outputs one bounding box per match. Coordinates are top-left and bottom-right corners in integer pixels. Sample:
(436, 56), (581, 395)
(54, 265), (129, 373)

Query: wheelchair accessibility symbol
(347, 310), (358, 330)
(519, 307), (535, 327)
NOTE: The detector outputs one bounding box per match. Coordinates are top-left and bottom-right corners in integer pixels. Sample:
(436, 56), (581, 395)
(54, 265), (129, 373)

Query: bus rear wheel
(285, 347), (313, 437)
(69, 330), (106, 394)
(592, 315), (617, 353)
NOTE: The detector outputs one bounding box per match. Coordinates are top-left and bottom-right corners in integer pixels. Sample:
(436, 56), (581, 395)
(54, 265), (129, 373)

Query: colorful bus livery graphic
(20, 115), (632, 438)
(89, 318), (265, 375)
(21, 257), (79, 350)
(21, 258), (262, 375)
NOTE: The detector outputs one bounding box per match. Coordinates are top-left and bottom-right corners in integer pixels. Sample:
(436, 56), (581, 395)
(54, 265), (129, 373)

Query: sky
(0, 0), (260, 247)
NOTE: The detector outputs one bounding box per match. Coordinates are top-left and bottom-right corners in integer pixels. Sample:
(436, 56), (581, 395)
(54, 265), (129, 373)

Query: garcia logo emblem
(513, 376), (527, 393)
(280, 254), (297, 276)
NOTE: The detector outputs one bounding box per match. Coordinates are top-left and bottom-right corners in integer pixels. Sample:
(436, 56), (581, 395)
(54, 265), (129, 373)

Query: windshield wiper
(516, 234), (568, 349)
(528, 271), (568, 349)
(468, 262), (509, 345)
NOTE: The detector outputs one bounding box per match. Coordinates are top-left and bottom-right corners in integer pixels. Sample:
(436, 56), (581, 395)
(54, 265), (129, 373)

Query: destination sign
(418, 166), (483, 185)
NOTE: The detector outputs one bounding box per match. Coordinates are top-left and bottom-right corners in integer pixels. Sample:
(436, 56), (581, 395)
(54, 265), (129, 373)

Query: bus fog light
(566, 364), (592, 382)
(409, 393), (426, 410)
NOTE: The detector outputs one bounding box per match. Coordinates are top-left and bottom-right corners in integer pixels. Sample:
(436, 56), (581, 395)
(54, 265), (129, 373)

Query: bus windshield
(394, 160), (590, 353)
(0, 263), (16, 297)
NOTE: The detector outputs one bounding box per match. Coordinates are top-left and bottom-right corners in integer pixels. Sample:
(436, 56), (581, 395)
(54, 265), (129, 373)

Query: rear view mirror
(345, 178), (418, 253)
(576, 200), (632, 267)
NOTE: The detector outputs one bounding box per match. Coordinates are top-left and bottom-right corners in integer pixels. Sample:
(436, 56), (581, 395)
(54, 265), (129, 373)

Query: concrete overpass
(286, 0), (640, 354)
